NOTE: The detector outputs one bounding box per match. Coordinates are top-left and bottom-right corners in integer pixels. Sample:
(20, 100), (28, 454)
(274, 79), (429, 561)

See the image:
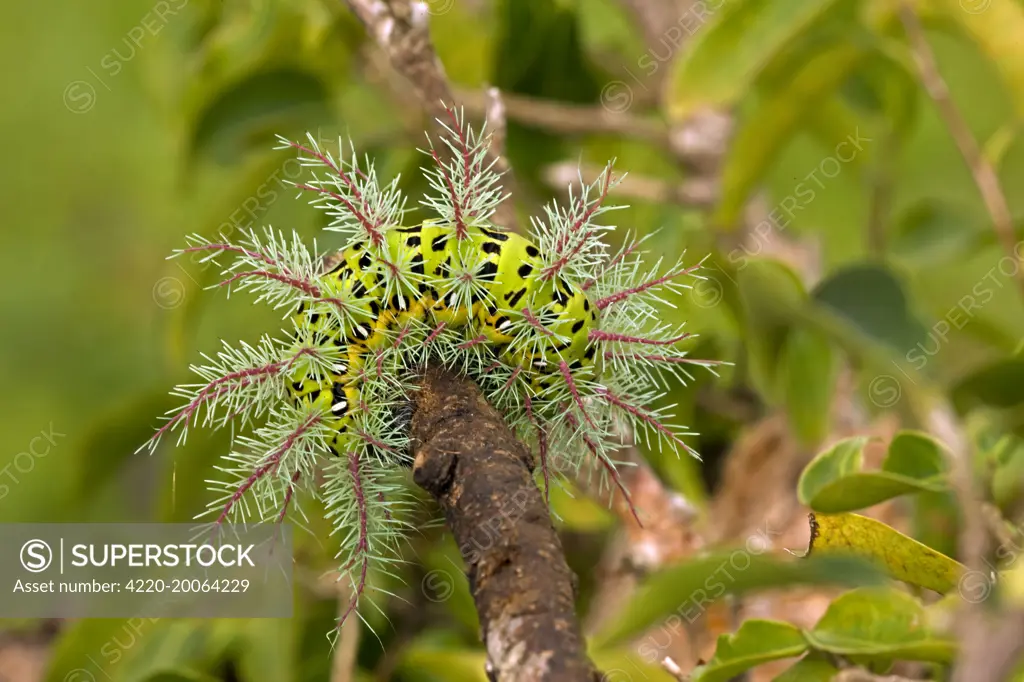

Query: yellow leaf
(808, 512), (964, 593)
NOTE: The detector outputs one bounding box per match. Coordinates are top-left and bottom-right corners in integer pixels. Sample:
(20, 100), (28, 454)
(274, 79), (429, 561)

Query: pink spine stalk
(502, 365), (523, 391)
(277, 470), (303, 523)
(215, 413), (322, 525)
(145, 347), (320, 450)
(522, 307), (556, 337)
(588, 330), (691, 346)
(219, 270), (321, 298)
(524, 395), (551, 508)
(603, 351), (724, 369)
(541, 166), (613, 281)
(593, 262), (702, 311)
(559, 360), (597, 429)
(337, 449), (370, 628)
(594, 387), (700, 459)
(445, 106), (479, 232)
(183, 243), (278, 267)
(565, 411), (642, 528)
(457, 335), (489, 350)
(423, 322), (447, 346)
(285, 139), (385, 245)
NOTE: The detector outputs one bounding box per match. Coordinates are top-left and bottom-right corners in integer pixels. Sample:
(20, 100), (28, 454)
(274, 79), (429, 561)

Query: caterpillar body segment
(286, 222), (602, 455)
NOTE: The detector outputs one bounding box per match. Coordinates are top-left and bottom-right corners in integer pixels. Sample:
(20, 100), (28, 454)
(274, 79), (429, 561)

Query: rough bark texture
(410, 366), (600, 682)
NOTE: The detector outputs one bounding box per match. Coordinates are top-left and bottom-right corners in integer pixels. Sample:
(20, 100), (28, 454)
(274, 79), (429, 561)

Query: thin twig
(866, 129), (896, 256)
(899, 2), (1023, 301)
(833, 670), (921, 682)
(459, 88), (670, 147)
(925, 402), (1010, 682)
(544, 161), (716, 208)
(661, 656), (689, 681)
(900, 7), (1024, 678)
(484, 86), (508, 159)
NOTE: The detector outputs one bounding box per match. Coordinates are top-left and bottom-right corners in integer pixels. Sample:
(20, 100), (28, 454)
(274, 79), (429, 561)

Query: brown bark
(410, 366), (600, 682)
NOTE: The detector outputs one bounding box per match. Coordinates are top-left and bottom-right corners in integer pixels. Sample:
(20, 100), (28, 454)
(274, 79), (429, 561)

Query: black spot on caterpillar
(478, 226), (508, 241)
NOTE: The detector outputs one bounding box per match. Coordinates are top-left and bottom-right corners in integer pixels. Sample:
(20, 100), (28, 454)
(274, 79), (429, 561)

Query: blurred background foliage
(4, 0), (1024, 680)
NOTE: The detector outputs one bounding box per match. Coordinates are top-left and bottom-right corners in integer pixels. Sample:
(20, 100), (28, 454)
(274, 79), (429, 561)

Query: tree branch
(544, 161), (716, 209)
(458, 88), (670, 148)
(343, 0), (518, 230)
(410, 366), (600, 682)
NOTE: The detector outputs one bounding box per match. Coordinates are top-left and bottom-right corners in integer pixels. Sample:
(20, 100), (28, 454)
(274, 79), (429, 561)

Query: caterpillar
(287, 220), (601, 457)
(141, 110), (718, 625)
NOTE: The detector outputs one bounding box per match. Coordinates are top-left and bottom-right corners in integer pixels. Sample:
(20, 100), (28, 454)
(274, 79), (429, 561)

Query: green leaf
(889, 199), (987, 265)
(990, 437), (1024, 511)
(781, 326), (838, 447)
(797, 432), (950, 512)
(139, 671), (222, 682)
(1004, 560), (1024, 607)
(930, 0), (1024, 116)
(715, 39), (867, 226)
(590, 648), (676, 682)
(422, 540), (480, 637)
(593, 552), (881, 647)
(983, 121), (1022, 169)
(798, 436), (871, 506)
(551, 477), (617, 531)
(885, 431), (949, 480)
(812, 263), (928, 353)
(804, 587), (957, 663)
(690, 620), (809, 682)
(665, 0), (850, 120)
(912, 489), (960, 558)
(190, 67), (332, 166)
(736, 259), (807, 403)
(75, 390), (179, 510)
(45, 619), (234, 682)
(808, 512), (964, 593)
(396, 640), (490, 682)
(843, 42), (920, 135)
(954, 357), (1024, 409)
(771, 655), (839, 681)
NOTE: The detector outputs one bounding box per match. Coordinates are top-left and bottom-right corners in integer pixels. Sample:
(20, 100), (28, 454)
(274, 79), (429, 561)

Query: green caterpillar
(287, 220), (599, 457)
(142, 115), (715, 626)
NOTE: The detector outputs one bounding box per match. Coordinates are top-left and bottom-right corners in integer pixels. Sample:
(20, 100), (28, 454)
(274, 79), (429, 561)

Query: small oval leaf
(798, 432), (949, 512)
(805, 587), (956, 663)
(690, 620), (809, 682)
